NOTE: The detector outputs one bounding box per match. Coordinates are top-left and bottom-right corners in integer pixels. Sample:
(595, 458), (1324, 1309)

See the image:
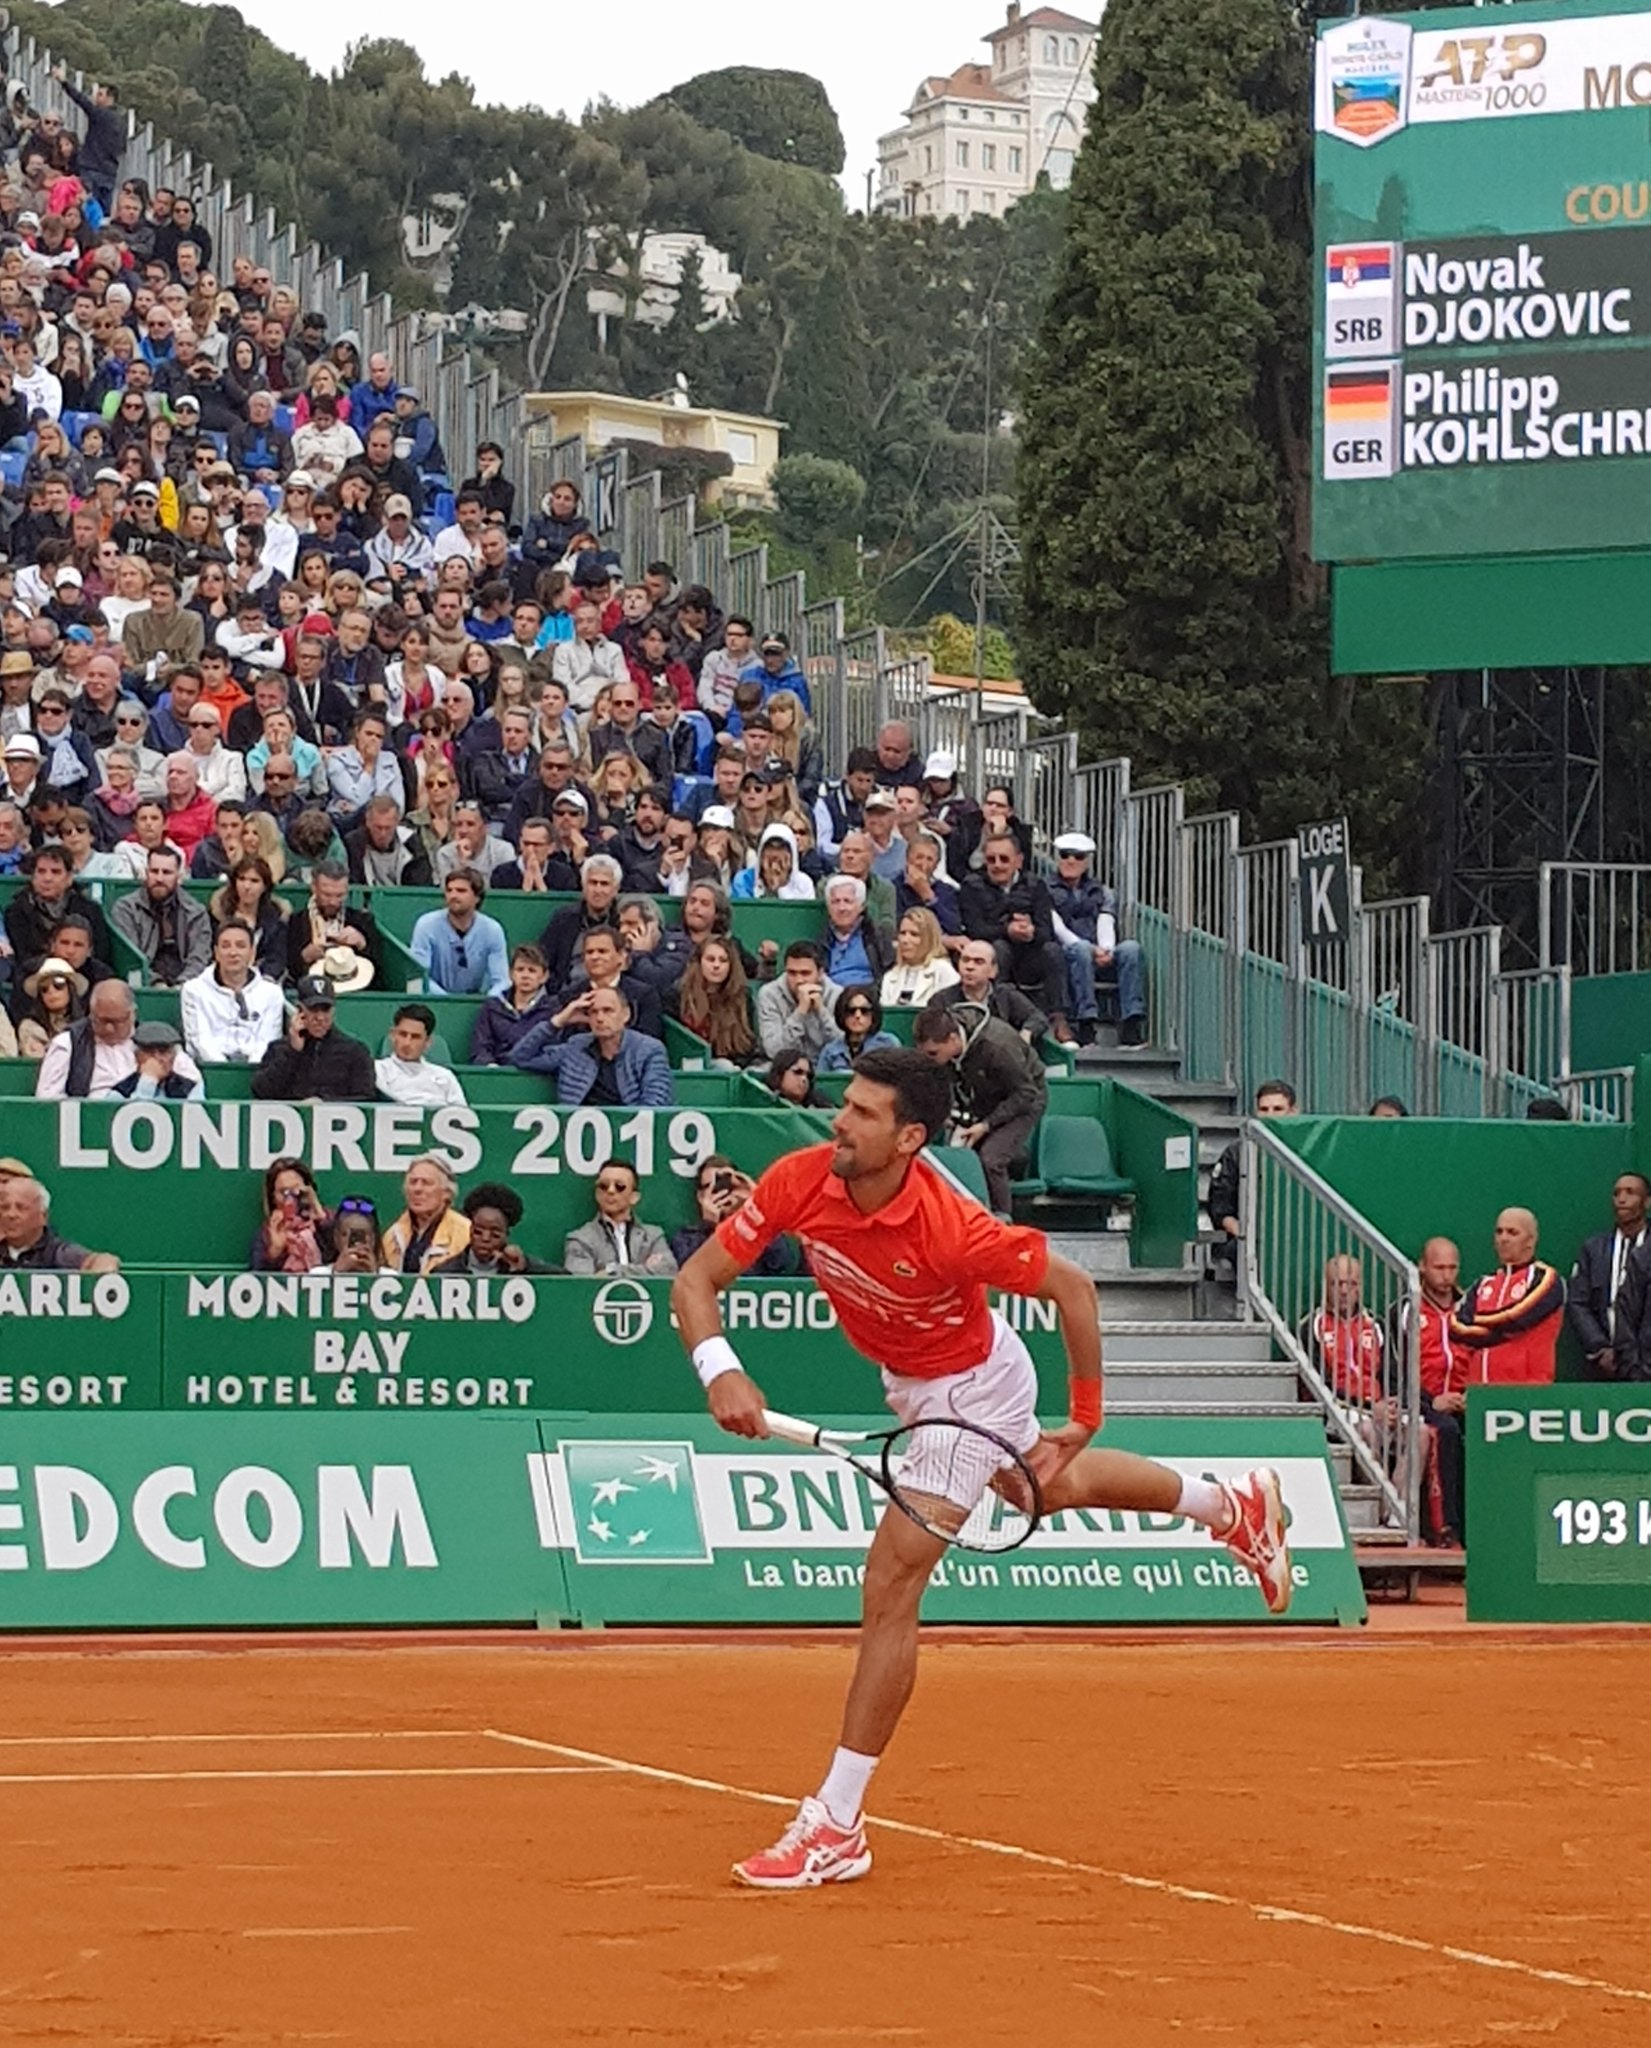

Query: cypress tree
(1017, 0), (1429, 869)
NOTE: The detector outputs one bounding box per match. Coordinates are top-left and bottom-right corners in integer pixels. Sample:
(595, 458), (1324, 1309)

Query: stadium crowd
(0, 70), (1150, 1227)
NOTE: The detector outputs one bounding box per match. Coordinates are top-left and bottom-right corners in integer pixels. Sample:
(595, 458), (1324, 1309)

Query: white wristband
(693, 1336), (744, 1389)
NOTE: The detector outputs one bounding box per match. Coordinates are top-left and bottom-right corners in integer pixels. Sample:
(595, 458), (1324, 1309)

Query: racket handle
(760, 1409), (824, 1448)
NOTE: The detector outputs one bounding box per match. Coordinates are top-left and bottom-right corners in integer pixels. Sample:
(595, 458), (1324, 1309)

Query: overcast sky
(214, 0), (1013, 206)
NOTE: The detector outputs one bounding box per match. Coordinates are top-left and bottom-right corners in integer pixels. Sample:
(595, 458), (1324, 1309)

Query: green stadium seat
(1035, 1115), (1136, 1201)
(928, 1144), (992, 1206)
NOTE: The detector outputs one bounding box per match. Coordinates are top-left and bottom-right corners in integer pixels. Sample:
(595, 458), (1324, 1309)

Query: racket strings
(884, 1419), (1039, 1554)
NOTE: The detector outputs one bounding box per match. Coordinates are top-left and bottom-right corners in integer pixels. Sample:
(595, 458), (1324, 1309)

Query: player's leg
(733, 1506), (944, 1890)
(1041, 1446), (1294, 1614)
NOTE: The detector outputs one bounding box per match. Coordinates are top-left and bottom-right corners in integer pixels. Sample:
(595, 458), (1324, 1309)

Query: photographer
(249, 1158), (333, 1273)
(669, 1154), (800, 1276)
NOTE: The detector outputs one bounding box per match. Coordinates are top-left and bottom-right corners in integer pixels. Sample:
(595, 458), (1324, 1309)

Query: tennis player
(673, 1046), (1291, 1890)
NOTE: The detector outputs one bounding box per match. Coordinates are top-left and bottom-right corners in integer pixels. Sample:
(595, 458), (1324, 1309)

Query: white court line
(0, 1730), (485, 1747)
(0, 1765), (611, 1786)
(243, 1926), (415, 1940)
(481, 1727), (1651, 2010)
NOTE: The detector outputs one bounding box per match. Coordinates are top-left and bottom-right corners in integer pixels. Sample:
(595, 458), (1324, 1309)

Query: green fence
(1572, 972), (1651, 1075)
(0, 1408), (1364, 1629)
(6, 1098), (830, 1267)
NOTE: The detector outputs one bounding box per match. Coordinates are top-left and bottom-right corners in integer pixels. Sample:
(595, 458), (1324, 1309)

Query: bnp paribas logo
(561, 1440), (710, 1565)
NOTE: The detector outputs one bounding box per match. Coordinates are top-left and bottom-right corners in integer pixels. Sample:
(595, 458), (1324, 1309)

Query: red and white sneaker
(1218, 1468), (1293, 1615)
(732, 1797), (872, 1889)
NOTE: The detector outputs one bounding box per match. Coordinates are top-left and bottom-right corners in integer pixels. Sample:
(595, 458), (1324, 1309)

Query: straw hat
(317, 943), (374, 993)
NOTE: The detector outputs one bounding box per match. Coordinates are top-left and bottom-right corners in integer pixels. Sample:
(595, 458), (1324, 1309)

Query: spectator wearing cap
(410, 868), (510, 997)
(4, 841), (113, 973)
(251, 973), (377, 1102)
(551, 600), (628, 713)
(375, 1002), (469, 1109)
(739, 630), (812, 715)
(503, 743), (594, 846)
(112, 844), (214, 987)
(364, 493), (434, 592)
(180, 920), (286, 1065)
(393, 385), (445, 491)
(1, 650), (37, 743)
(93, 1017), (206, 1102)
(37, 979), (203, 1101)
(0, 1175), (120, 1274)
(3, 724), (43, 811)
(861, 785), (910, 882)
(1049, 830), (1149, 1048)
(921, 750), (980, 841)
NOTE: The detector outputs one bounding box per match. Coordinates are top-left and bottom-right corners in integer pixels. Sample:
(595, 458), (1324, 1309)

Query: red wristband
(1069, 1379), (1101, 1432)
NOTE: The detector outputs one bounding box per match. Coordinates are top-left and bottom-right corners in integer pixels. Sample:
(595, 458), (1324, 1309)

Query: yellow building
(525, 391), (784, 509)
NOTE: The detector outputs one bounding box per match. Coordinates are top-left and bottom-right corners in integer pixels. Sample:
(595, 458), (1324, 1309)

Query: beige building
(524, 391), (783, 510)
(876, 4), (1099, 223)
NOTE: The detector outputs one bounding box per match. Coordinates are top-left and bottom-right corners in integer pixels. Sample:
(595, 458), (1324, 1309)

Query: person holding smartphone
(668, 1153), (799, 1276)
(249, 1157), (331, 1273)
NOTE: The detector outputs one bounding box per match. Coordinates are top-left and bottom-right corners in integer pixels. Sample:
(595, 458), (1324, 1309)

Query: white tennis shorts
(879, 1313), (1041, 1511)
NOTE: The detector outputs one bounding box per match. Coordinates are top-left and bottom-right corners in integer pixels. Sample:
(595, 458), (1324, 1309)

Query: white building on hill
(876, 4), (1100, 223)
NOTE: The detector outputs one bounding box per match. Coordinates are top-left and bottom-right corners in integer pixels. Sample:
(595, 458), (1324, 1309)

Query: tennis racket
(761, 1409), (1044, 1555)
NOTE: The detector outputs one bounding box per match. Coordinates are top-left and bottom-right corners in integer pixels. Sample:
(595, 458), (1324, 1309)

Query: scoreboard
(1314, 1), (1651, 565)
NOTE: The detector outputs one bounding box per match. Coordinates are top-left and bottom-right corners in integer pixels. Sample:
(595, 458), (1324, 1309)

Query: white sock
(816, 1746), (878, 1828)
(1176, 1474), (1234, 1533)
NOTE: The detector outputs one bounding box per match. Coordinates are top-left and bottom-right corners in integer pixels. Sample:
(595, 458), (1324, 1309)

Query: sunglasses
(188, 719), (218, 730)
(595, 1178), (634, 1194)
(844, 1003), (874, 1017)
(336, 1196), (376, 1217)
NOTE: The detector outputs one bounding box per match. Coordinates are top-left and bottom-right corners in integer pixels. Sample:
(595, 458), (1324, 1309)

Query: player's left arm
(1029, 1251), (1103, 1486)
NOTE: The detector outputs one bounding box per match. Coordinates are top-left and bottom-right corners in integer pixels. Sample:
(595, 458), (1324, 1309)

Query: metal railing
(12, 17), (1582, 1123)
(1243, 1123), (1423, 1543)
(1540, 862), (1651, 977)
(1557, 1066), (1636, 1123)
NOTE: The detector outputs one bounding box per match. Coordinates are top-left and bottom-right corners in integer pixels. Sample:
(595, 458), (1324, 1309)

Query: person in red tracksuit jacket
(1393, 1236), (1472, 1543)
(1451, 1208), (1564, 1386)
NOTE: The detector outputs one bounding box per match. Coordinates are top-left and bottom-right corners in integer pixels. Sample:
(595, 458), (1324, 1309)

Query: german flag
(1325, 366), (1392, 422)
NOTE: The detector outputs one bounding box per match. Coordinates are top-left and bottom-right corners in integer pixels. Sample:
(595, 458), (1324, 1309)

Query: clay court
(3, 1625), (1647, 2047)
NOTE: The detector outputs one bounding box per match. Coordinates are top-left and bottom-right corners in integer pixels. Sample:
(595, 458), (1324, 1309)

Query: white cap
(923, 750), (956, 781)
(3, 731), (41, 759)
(551, 789), (589, 816)
(286, 470), (316, 491)
(699, 804), (736, 829)
(1054, 831), (1097, 857)
(54, 565), (82, 588)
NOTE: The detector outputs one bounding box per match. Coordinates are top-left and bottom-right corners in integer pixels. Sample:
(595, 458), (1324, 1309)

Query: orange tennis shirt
(717, 1143), (1050, 1378)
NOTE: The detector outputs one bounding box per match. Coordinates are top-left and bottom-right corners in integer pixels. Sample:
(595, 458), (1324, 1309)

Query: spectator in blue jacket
(509, 984), (675, 1106)
(350, 352), (400, 435)
(469, 945), (555, 1066)
(409, 868), (510, 996)
(739, 631), (812, 715)
(522, 480), (593, 577)
(1048, 830), (1149, 1048)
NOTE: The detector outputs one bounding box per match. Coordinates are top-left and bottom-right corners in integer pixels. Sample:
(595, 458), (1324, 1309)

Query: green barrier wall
(1466, 1386), (1651, 1623)
(19, 1275), (1070, 1415)
(366, 886), (825, 962)
(1571, 972), (1651, 1076)
(5, 1099), (829, 1267)
(1275, 1116), (1631, 1379)
(0, 1410), (1364, 1629)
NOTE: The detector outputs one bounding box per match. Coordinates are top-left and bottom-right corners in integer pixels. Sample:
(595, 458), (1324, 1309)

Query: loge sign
(1314, 3), (1651, 561)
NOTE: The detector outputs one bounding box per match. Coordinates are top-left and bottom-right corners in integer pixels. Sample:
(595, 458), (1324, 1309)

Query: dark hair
(836, 984), (885, 1035)
(215, 916), (255, 944)
(393, 1002), (437, 1036)
(509, 943), (548, 971)
(1369, 1095), (1409, 1116)
(766, 1050), (817, 1098)
(784, 938), (823, 967)
(447, 864), (487, 900)
(463, 1180), (523, 1227)
(845, 746), (879, 778)
(598, 1158), (639, 1188)
(727, 613), (755, 636)
(262, 1154), (319, 1216)
(455, 489), (484, 512)
(645, 560), (675, 581)
(852, 1045), (955, 1146)
(1525, 1097), (1570, 1121)
(677, 584), (714, 612)
(913, 1007), (963, 1050)
(1256, 1078), (1298, 1109)
(694, 1151), (736, 1190)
